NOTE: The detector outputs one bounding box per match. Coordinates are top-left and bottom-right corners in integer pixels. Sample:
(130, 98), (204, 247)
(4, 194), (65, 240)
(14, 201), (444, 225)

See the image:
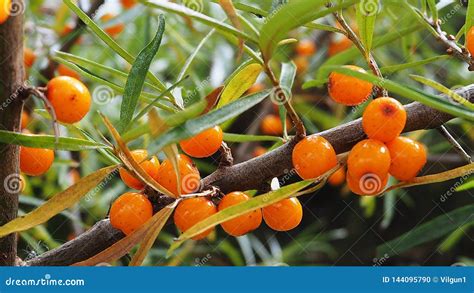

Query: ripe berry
(362, 97), (407, 142)
(347, 139), (391, 178)
(386, 136), (427, 181)
(328, 65), (373, 106)
(252, 146), (267, 157)
(174, 197), (217, 240)
(328, 36), (352, 56)
(247, 83), (265, 94)
(261, 114), (288, 136)
(57, 64), (80, 80)
(218, 192), (262, 236)
(20, 146), (55, 176)
(179, 126), (223, 158)
(110, 192), (153, 235)
(0, 0), (10, 24)
(328, 167), (346, 186)
(101, 14), (124, 36)
(119, 149), (160, 190)
(295, 39), (317, 56)
(21, 111), (29, 129)
(262, 197), (303, 231)
(294, 56), (309, 74)
(346, 170), (388, 196)
(23, 47), (36, 68)
(46, 76), (91, 124)
(292, 136), (338, 179)
(121, 0), (137, 9)
(156, 154), (201, 197)
(466, 26), (474, 56)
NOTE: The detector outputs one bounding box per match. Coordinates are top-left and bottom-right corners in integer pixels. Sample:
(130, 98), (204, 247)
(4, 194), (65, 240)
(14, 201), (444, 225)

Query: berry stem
(437, 125), (472, 163)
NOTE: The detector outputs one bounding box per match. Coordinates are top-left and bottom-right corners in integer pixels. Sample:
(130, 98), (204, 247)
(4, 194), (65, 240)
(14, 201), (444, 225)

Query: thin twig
(218, 142), (234, 167)
(437, 125), (472, 163)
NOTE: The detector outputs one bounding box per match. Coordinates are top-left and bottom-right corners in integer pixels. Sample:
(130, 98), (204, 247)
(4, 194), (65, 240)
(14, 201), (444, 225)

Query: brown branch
(24, 84), (474, 266)
(0, 0), (24, 266)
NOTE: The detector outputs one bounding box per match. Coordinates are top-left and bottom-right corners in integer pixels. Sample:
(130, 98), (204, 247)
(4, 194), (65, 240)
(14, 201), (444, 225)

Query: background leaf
(217, 63), (262, 108)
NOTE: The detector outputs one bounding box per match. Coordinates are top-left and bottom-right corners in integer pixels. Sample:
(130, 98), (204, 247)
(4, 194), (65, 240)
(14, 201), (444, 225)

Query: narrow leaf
(217, 63), (263, 108)
(356, 0), (379, 54)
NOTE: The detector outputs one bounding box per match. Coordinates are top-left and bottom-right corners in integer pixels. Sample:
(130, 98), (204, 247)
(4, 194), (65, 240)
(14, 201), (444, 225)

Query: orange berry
(174, 197), (217, 240)
(328, 167), (346, 186)
(23, 47), (36, 68)
(0, 0), (11, 24)
(294, 56), (309, 74)
(386, 136), (427, 181)
(46, 76), (91, 123)
(179, 126), (223, 158)
(110, 192), (153, 235)
(101, 14), (124, 36)
(328, 65), (373, 106)
(295, 39), (317, 56)
(467, 26), (474, 56)
(252, 146), (267, 158)
(20, 146), (54, 176)
(121, 0), (137, 9)
(347, 139), (391, 178)
(156, 154), (201, 197)
(346, 170), (388, 196)
(60, 23), (74, 36)
(218, 192), (262, 236)
(362, 97), (407, 142)
(262, 197), (303, 231)
(69, 169), (81, 184)
(247, 83), (265, 94)
(328, 36), (352, 56)
(57, 64), (80, 80)
(21, 111), (29, 129)
(119, 149), (160, 190)
(292, 136), (338, 179)
(261, 114), (286, 136)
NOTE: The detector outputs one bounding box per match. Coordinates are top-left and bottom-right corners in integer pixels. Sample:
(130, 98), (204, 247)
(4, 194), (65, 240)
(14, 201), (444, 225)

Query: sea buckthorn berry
(328, 65), (373, 106)
(247, 83), (265, 94)
(23, 47), (36, 68)
(20, 146), (55, 176)
(218, 192), (262, 236)
(21, 111), (29, 129)
(179, 126), (223, 158)
(346, 170), (388, 196)
(347, 139), (391, 178)
(362, 97), (407, 142)
(121, 0), (137, 9)
(57, 64), (80, 80)
(119, 149), (160, 190)
(101, 13), (124, 36)
(466, 26), (474, 56)
(328, 167), (346, 186)
(295, 39), (317, 56)
(46, 76), (91, 124)
(262, 197), (303, 231)
(0, 0), (11, 24)
(252, 146), (267, 158)
(328, 35), (352, 56)
(294, 56), (309, 74)
(156, 154), (201, 197)
(292, 136), (338, 179)
(174, 197), (217, 240)
(261, 114), (288, 136)
(386, 136), (427, 181)
(110, 192), (153, 235)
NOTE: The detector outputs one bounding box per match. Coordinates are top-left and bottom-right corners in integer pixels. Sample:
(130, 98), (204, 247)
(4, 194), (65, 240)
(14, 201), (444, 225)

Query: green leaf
(177, 29), (215, 82)
(151, 91), (269, 154)
(465, 1), (474, 45)
(259, 0), (358, 61)
(356, 0), (379, 54)
(120, 15), (166, 132)
(380, 55), (450, 74)
(0, 131), (110, 151)
(217, 63), (263, 108)
(223, 133), (283, 143)
(377, 204), (474, 258)
(0, 166), (118, 238)
(426, 0), (438, 23)
(328, 66), (474, 121)
(142, 0), (257, 44)
(455, 178), (474, 192)
(278, 62), (297, 137)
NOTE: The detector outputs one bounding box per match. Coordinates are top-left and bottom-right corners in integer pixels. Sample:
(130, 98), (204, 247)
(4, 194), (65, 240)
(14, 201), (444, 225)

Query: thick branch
(26, 85), (474, 266)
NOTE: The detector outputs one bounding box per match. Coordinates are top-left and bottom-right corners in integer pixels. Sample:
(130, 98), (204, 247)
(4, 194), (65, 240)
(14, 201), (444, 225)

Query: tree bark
(0, 0), (24, 266)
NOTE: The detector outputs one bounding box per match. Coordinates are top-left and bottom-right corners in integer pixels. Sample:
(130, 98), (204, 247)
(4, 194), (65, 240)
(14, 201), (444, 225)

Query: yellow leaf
(217, 63), (263, 108)
(0, 166), (118, 238)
